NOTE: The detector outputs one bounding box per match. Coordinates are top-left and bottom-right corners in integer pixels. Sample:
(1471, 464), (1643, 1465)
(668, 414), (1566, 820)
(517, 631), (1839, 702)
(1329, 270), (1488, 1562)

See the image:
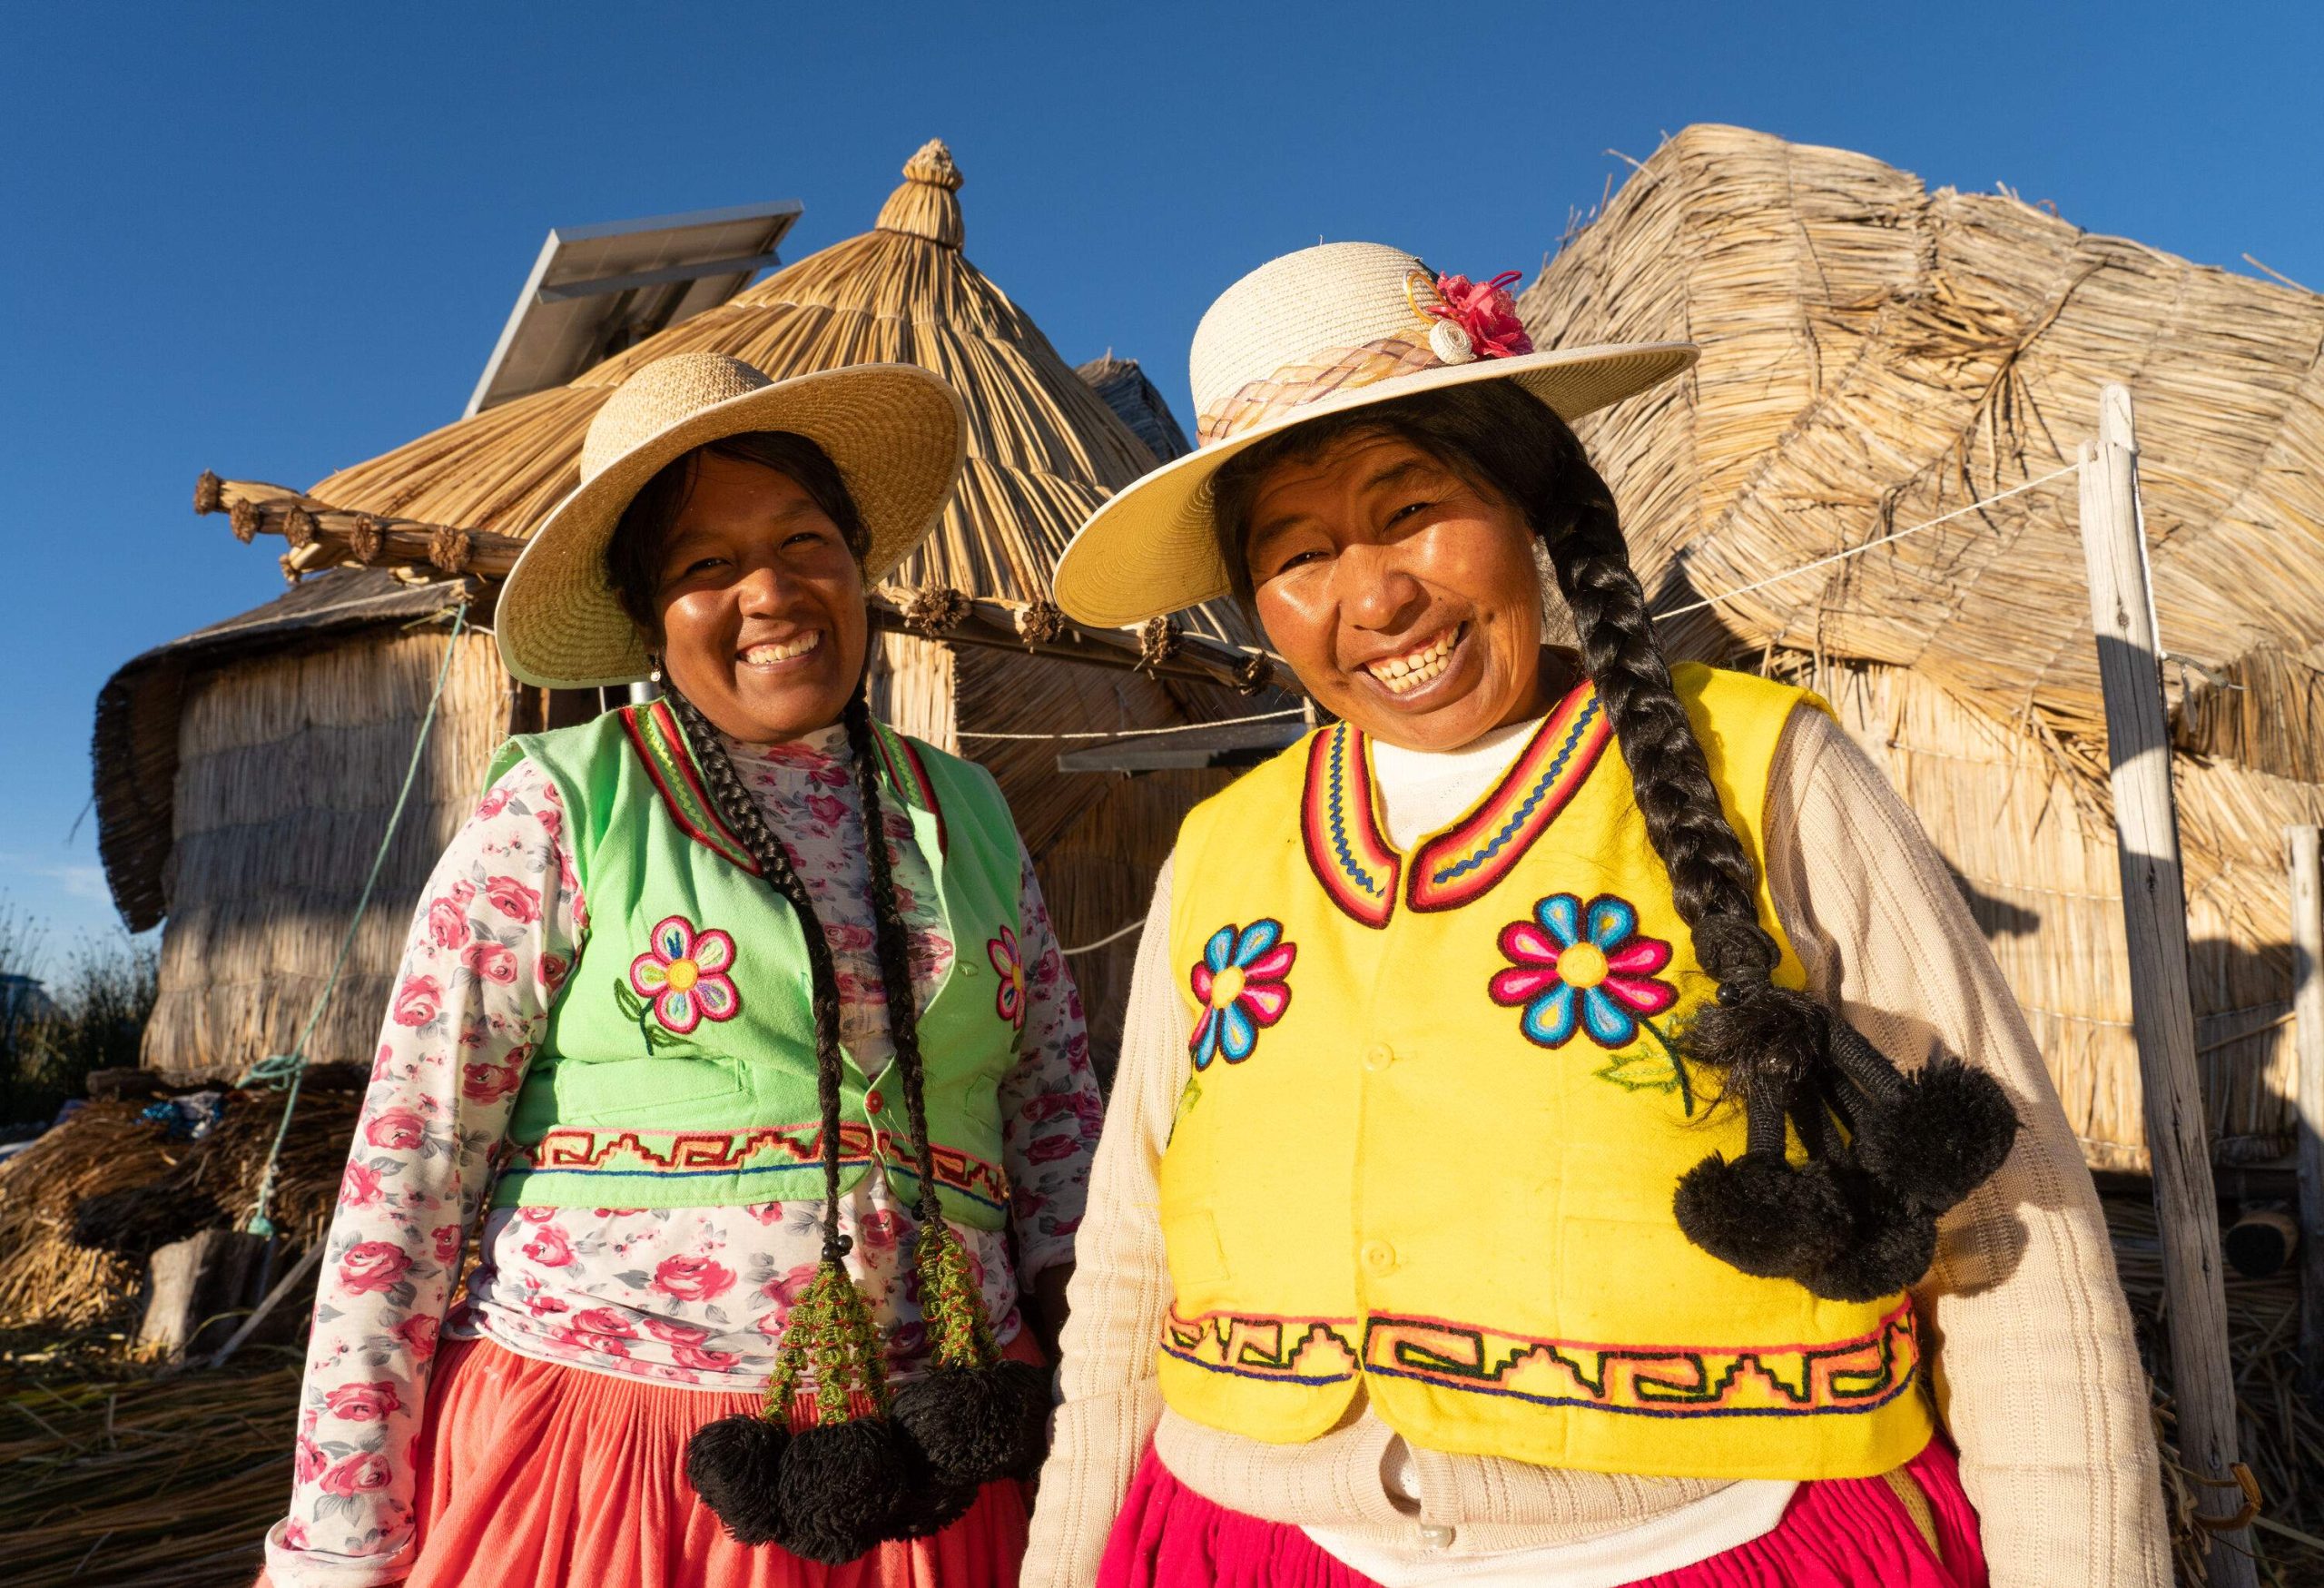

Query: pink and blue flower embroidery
(989, 926), (1029, 1030)
(1489, 893), (1675, 1049)
(626, 915), (741, 1036)
(1188, 920), (1296, 1069)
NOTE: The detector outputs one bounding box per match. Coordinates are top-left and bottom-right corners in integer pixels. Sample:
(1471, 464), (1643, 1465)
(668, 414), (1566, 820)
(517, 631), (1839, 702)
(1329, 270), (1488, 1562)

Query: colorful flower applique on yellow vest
(1158, 663), (1934, 1480)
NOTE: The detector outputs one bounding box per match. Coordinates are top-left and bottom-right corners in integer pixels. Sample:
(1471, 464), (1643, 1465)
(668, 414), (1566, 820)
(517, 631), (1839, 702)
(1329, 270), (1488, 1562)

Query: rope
(1061, 918), (1145, 957)
(238, 601), (471, 1238)
(1654, 462), (2086, 622)
(956, 706), (1305, 744)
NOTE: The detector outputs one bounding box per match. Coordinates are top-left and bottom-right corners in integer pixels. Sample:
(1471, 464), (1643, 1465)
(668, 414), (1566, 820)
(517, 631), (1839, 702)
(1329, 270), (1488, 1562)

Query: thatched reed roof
(1523, 123), (2324, 749)
(1525, 124), (2324, 1169)
(1078, 355), (1191, 462)
(307, 140), (1246, 646)
(94, 570), (478, 933)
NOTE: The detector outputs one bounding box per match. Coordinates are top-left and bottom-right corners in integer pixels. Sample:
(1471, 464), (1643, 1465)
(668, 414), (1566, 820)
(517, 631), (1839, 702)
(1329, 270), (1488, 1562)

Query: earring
(648, 656), (664, 684)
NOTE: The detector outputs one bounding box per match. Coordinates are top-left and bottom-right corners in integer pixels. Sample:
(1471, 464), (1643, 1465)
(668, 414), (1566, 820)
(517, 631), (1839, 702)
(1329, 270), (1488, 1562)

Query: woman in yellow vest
(1027, 246), (2170, 1587)
(260, 352), (1105, 1587)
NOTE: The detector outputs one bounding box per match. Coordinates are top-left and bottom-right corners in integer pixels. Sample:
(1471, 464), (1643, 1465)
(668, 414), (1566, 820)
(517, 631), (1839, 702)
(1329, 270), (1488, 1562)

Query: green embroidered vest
(485, 702), (1024, 1229)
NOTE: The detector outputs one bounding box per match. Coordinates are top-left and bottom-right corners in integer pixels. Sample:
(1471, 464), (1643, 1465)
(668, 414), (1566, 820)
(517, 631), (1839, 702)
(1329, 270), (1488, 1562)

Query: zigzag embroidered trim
(1301, 725), (1399, 928)
(1297, 681), (1614, 925)
(504, 1121), (1010, 1211)
(1161, 1301), (1922, 1418)
(1161, 1306), (1363, 1386)
(1361, 1303), (1921, 1419)
(619, 702), (762, 875)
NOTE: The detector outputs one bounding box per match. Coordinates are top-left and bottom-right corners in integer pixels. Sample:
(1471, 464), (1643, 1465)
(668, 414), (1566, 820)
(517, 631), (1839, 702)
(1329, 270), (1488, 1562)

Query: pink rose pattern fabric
(268, 725), (1100, 1586)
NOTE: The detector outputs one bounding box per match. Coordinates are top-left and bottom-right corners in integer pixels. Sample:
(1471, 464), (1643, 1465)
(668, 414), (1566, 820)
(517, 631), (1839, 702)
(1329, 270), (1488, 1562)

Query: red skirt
(1098, 1437), (1988, 1588)
(275, 1334), (1032, 1588)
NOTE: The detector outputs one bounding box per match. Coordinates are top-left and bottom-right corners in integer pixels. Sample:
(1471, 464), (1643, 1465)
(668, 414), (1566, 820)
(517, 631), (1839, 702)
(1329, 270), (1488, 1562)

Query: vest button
(1418, 1524), (1455, 1551)
(1362, 1240), (1397, 1273)
(865, 1089), (885, 1114)
(1364, 1043), (1394, 1071)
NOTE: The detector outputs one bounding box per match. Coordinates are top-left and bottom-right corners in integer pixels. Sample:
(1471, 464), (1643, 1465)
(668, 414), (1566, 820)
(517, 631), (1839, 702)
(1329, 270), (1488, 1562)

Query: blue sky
(2, 2), (2317, 968)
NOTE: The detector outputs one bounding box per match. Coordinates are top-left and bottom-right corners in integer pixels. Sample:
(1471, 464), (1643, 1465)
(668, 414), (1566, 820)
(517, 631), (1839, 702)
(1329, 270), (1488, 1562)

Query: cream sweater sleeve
(1767, 707), (2171, 1588)
(1022, 855), (1187, 1588)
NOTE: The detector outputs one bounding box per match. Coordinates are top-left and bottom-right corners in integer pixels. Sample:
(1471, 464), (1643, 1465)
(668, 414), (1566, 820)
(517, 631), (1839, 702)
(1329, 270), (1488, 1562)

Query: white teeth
(1364, 626), (1460, 695)
(743, 632), (822, 665)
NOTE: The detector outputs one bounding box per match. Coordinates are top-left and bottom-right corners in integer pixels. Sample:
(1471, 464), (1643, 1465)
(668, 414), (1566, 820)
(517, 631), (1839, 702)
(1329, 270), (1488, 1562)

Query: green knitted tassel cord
(916, 1219), (1000, 1369)
(889, 1215), (1051, 1487)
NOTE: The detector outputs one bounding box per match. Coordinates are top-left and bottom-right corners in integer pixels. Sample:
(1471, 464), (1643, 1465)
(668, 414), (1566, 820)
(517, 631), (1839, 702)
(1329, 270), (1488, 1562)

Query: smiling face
(646, 450), (869, 743)
(1241, 430), (1553, 751)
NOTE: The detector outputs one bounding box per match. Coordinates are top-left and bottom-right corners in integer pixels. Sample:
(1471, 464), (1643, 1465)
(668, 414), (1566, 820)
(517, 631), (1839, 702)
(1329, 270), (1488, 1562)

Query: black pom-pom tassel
(881, 1421), (982, 1539)
(1851, 1055), (2020, 1212)
(1801, 1160), (1940, 1302)
(1673, 1148), (1853, 1279)
(773, 1417), (909, 1565)
(684, 1413), (790, 1545)
(891, 1359), (1052, 1486)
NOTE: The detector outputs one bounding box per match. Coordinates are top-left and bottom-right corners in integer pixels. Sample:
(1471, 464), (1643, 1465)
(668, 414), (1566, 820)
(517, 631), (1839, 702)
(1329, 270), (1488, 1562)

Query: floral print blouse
(263, 725), (1102, 1588)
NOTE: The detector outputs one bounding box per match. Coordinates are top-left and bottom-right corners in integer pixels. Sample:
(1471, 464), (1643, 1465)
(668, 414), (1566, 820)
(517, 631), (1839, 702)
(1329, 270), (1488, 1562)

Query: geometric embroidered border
(1162, 1300), (1920, 1418)
(1161, 1306), (1362, 1386)
(506, 1119), (1009, 1212)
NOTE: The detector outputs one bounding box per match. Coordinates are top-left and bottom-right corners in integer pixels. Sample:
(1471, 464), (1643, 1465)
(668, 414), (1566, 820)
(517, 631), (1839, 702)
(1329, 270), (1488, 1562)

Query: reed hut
(1526, 123), (2324, 1172)
(1076, 355), (1192, 462)
(95, 139), (1265, 1084)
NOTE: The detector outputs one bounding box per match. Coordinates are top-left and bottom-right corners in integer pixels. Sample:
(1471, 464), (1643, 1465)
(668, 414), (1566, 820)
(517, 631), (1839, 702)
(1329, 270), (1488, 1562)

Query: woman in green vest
(1026, 247), (2170, 1587)
(261, 351), (1106, 1588)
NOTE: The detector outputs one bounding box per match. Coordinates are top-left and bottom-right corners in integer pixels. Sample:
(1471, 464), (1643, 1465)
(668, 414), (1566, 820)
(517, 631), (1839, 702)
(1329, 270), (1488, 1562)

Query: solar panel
(466, 200), (804, 416)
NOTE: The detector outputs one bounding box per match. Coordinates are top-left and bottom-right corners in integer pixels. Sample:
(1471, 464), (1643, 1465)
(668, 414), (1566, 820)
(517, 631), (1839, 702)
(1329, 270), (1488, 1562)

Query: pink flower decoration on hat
(629, 914), (741, 1035)
(1419, 270), (1535, 362)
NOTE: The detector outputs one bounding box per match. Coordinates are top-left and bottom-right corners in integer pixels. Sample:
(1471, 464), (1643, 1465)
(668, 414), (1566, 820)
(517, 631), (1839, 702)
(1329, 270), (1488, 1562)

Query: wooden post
(2292, 825), (2324, 1396)
(2079, 383), (2256, 1581)
(136, 1228), (269, 1361)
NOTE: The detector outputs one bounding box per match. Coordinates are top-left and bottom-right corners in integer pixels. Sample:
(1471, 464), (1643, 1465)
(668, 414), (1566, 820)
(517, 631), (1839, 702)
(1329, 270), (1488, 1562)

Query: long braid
(838, 691), (946, 1224)
(662, 685), (857, 1263)
(1527, 433), (1855, 1276)
(836, 694), (1052, 1491)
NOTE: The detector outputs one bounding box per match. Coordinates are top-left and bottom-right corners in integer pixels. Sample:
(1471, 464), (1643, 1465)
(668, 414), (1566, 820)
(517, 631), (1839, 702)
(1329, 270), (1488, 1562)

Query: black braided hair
(835, 692), (1052, 1484)
(1209, 381), (2017, 1299)
(662, 684), (855, 1263)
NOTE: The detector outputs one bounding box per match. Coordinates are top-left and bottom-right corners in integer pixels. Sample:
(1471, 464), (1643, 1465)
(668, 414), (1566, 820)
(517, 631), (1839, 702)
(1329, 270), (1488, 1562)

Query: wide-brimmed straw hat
(498, 351), (966, 687)
(1051, 242), (1696, 627)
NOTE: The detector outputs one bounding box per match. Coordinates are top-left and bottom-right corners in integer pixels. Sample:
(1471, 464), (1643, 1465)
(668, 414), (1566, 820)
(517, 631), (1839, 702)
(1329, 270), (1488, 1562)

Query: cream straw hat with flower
(1051, 242), (1696, 628)
(498, 351), (966, 688)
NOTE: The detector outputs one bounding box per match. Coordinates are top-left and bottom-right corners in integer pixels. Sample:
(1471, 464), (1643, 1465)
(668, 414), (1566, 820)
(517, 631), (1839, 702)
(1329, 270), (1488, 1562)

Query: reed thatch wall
(143, 621), (507, 1081)
(1526, 124), (2324, 1169)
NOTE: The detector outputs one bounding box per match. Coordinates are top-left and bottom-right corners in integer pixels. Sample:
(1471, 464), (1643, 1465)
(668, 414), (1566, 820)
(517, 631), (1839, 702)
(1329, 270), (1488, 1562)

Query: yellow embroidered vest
(1158, 664), (1932, 1480)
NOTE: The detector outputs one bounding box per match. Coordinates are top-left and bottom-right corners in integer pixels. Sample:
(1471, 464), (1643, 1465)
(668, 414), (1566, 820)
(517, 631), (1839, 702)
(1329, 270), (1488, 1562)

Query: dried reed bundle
(0, 1104), (170, 1332)
(0, 1350), (299, 1585)
(71, 1076), (363, 1259)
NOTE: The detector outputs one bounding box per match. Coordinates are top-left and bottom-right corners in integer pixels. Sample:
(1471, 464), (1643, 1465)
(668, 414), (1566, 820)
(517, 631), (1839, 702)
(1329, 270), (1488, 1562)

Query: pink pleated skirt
(1098, 1436), (1987, 1588)
(286, 1335), (1031, 1588)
